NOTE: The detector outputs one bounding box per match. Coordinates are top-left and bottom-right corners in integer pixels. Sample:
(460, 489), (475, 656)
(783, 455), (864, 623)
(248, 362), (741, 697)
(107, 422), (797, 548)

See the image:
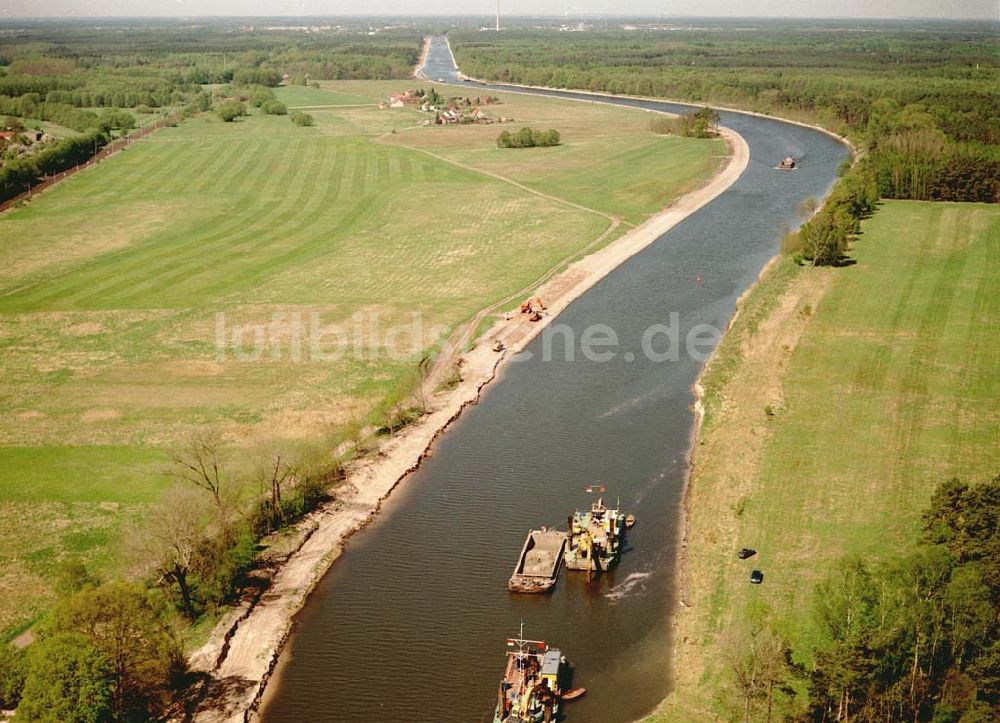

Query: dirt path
(188, 125), (749, 723)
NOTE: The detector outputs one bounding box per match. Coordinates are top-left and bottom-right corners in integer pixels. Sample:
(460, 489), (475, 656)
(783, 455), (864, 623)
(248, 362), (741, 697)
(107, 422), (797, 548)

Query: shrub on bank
(215, 100), (246, 123)
(261, 100), (287, 115)
(650, 107), (720, 138)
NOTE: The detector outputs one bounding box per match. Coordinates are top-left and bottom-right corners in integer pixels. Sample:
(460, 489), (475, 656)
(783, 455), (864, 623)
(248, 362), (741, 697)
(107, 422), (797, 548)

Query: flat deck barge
(508, 529), (567, 594)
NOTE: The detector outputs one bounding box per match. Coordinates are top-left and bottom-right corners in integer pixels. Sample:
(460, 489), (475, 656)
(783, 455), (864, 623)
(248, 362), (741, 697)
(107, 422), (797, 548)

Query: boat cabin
(540, 649), (562, 689)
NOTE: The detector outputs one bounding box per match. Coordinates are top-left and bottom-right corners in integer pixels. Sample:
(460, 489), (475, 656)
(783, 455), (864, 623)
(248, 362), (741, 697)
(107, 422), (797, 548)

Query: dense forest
(0, 22), (423, 202)
(452, 23), (1000, 205)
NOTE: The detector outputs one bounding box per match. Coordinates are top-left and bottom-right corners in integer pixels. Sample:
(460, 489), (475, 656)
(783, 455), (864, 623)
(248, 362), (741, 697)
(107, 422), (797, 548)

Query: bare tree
(254, 451), (296, 533)
(144, 485), (207, 618)
(410, 354), (433, 413)
(170, 429), (235, 539)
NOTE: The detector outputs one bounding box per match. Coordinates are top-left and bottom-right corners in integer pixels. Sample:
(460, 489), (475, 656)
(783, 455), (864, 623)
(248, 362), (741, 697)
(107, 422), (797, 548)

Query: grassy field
(651, 200), (1000, 720)
(385, 86), (726, 226)
(0, 80), (722, 637)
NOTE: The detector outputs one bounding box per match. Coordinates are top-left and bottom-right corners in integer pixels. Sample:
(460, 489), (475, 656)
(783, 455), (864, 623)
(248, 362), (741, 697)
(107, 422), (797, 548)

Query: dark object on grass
(750, 570), (764, 584)
(738, 548), (756, 559)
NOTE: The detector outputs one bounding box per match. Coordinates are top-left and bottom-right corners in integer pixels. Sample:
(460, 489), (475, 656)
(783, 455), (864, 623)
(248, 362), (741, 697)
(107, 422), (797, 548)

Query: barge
(508, 528), (566, 593)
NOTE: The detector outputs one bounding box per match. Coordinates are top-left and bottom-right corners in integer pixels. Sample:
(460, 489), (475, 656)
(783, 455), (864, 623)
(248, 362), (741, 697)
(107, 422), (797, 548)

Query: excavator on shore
(520, 296), (546, 322)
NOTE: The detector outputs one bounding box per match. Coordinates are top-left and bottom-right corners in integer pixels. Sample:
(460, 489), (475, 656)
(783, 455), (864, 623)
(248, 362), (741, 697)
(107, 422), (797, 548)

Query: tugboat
(564, 486), (629, 576)
(777, 156), (797, 170)
(494, 623), (567, 723)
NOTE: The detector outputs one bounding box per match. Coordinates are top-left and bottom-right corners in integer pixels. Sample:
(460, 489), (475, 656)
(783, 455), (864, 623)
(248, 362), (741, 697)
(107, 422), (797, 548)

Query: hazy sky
(1, 0), (997, 19)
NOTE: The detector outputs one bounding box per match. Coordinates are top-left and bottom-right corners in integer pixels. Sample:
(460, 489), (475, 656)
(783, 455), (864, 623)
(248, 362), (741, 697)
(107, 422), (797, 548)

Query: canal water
(261, 36), (848, 723)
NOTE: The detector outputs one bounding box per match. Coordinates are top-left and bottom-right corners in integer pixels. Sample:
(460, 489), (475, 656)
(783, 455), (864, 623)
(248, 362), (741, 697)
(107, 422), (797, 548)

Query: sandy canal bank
(413, 36), (430, 79)
(188, 126), (749, 723)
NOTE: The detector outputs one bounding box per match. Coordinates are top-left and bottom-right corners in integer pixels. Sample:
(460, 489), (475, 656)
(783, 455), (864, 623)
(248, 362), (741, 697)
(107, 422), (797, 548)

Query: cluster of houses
(0, 128), (45, 143)
(380, 88), (510, 126)
(0, 127), (54, 163)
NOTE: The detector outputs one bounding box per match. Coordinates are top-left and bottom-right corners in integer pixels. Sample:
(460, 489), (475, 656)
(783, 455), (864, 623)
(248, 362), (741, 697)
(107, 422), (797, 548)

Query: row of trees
(0, 129), (109, 202)
(41, 87), (182, 110)
(496, 127), (561, 148)
(782, 164), (881, 266)
(0, 96), (105, 133)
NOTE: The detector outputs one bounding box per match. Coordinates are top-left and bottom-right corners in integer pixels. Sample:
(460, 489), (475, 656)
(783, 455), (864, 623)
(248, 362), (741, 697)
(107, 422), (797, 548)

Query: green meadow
(0, 80), (722, 636)
(652, 200), (1000, 720)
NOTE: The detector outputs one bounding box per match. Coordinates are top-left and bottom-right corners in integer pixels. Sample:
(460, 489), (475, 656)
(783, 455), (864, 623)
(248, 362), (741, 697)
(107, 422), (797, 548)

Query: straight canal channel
(260, 36), (850, 723)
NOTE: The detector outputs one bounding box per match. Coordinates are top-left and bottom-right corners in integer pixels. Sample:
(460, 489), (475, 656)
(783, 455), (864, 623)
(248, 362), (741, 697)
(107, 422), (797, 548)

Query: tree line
(452, 27), (999, 203)
(0, 129), (109, 202)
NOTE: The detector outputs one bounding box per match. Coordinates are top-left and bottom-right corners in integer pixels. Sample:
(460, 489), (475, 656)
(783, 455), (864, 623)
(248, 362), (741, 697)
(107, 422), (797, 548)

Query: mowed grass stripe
(107, 139), (330, 305)
(194, 144), (350, 299)
(947, 220), (999, 467)
(889, 209), (975, 494)
(0, 136), (284, 308)
(2, 137), (314, 310)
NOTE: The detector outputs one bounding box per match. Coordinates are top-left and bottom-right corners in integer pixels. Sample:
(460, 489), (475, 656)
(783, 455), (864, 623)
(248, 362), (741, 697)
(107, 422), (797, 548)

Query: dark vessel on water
(564, 488), (630, 576)
(494, 624), (568, 723)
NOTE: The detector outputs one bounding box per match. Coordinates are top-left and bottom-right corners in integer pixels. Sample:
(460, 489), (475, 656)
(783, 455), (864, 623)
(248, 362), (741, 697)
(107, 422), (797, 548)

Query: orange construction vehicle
(520, 296), (546, 314)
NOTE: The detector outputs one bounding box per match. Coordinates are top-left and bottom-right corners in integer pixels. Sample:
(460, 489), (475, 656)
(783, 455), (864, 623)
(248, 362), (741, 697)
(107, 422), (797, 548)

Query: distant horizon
(1, 0), (996, 23)
(1, 12), (998, 22)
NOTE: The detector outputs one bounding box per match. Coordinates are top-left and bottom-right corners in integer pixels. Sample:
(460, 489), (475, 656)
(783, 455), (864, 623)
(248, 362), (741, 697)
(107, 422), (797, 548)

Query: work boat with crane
(494, 624), (580, 723)
(564, 486), (634, 575)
